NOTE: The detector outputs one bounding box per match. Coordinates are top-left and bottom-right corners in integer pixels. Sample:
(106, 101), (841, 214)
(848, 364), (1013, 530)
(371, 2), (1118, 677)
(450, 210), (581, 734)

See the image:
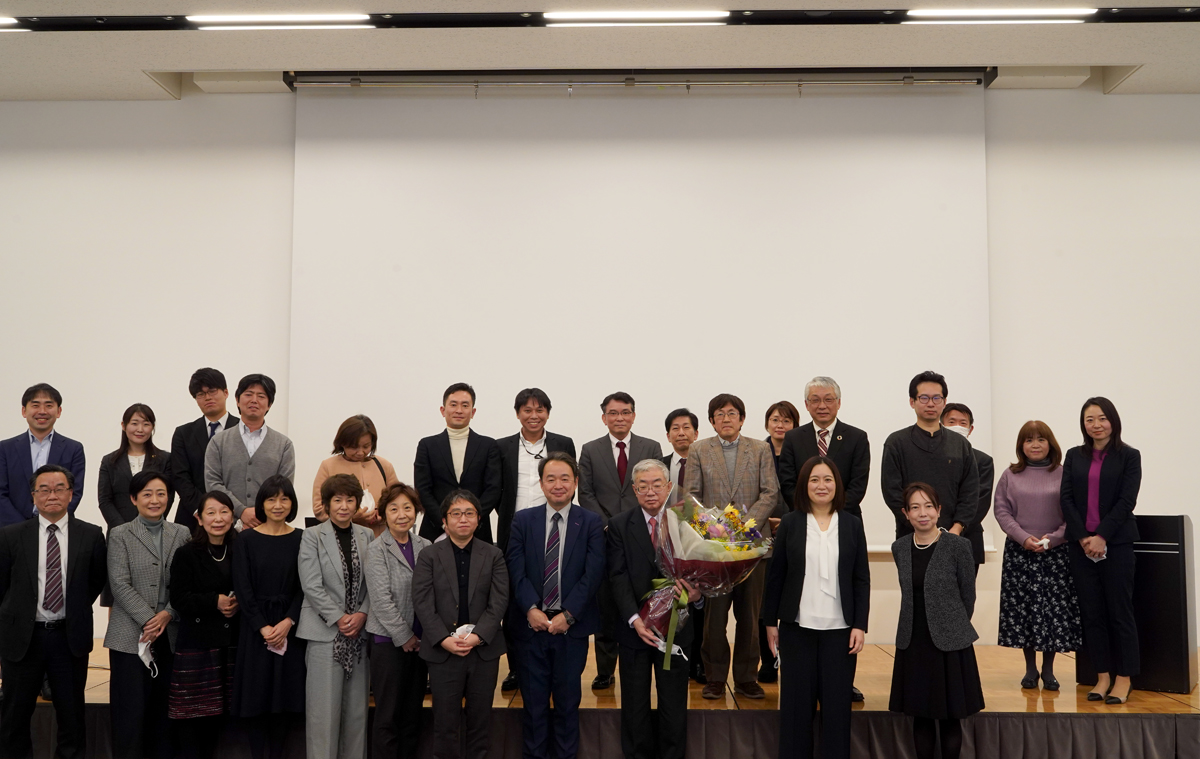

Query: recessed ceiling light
(186, 13), (371, 23)
(543, 10), (730, 20)
(902, 18), (1086, 23)
(546, 21), (726, 26)
(0, 16), (18, 23)
(197, 24), (375, 30)
(907, 8), (1096, 16)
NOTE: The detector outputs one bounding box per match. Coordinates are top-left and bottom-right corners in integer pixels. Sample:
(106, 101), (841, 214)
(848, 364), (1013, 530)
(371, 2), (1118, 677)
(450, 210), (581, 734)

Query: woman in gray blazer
(297, 474), (373, 759)
(105, 470), (191, 759)
(889, 482), (984, 759)
(365, 483), (432, 759)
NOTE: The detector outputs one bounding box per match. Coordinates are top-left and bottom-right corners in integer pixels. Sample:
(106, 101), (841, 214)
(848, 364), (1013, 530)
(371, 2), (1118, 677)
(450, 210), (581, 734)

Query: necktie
(616, 441), (628, 484)
(818, 429), (829, 457)
(649, 516), (659, 551)
(44, 524), (64, 614)
(677, 457), (687, 490)
(543, 513), (562, 610)
(209, 421), (220, 439)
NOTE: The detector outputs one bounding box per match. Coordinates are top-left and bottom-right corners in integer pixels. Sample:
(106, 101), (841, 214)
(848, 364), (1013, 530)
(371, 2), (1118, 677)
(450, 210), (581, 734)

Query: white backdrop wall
(2, 79), (1199, 643)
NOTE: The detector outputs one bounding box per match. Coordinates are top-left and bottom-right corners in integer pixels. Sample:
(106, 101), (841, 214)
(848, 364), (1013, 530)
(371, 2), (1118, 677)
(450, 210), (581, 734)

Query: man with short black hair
(577, 391), (663, 689)
(204, 373), (295, 529)
(881, 371), (979, 540)
(170, 368), (239, 532)
(942, 402), (994, 574)
(414, 383), (502, 544)
(0, 384), (86, 527)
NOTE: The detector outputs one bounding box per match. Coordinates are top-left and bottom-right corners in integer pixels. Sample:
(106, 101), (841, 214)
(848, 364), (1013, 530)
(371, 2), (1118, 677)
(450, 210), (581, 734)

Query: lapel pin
(836, 435), (843, 441)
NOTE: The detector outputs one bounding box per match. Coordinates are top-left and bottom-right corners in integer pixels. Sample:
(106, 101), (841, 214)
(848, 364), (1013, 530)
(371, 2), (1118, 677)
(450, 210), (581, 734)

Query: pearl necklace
(913, 529), (943, 550)
(209, 544), (228, 562)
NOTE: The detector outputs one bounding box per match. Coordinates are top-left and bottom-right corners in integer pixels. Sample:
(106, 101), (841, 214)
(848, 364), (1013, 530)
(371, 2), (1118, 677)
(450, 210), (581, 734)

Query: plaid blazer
(104, 519), (189, 654)
(682, 436), (780, 538)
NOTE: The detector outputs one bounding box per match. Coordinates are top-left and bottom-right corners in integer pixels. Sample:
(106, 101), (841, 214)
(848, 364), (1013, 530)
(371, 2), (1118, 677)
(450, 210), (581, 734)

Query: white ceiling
(2, 0), (1199, 99)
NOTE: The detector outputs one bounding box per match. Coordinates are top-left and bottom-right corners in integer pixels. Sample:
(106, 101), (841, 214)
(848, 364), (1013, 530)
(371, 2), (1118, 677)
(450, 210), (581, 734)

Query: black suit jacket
(170, 415), (239, 531)
(778, 421), (871, 517)
(760, 510), (870, 631)
(965, 449), (994, 565)
(1061, 444), (1141, 545)
(0, 516), (107, 660)
(495, 431), (576, 551)
(97, 448), (175, 529)
(415, 430), (502, 544)
(606, 507), (696, 651)
(169, 541), (240, 650)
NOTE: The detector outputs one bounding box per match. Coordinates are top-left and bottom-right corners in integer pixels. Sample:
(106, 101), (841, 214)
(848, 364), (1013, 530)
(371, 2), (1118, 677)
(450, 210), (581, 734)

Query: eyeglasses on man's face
(916, 395), (945, 405)
(633, 482), (669, 495)
(446, 510), (478, 521)
(35, 485), (70, 496)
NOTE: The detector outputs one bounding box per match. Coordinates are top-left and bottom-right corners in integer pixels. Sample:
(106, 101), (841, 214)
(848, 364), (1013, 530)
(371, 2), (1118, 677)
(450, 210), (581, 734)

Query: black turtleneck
(332, 522), (354, 566)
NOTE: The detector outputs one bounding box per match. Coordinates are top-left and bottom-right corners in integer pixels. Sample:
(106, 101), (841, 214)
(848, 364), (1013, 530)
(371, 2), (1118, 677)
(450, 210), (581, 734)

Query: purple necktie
(543, 513), (562, 609)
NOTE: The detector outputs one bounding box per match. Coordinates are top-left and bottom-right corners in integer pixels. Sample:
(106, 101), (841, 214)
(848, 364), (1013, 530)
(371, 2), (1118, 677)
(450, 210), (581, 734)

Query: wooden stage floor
(73, 640), (1199, 716)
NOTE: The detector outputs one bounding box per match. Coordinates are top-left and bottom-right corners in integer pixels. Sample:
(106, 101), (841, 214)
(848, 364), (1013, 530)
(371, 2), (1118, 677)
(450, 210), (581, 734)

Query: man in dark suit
(577, 391), (663, 689)
(0, 464), (107, 759)
(0, 384), (86, 528)
(495, 388), (576, 691)
(169, 368), (239, 532)
(506, 453), (605, 759)
(608, 459), (700, 759)
(942, 403), (994, 575)
(415, 383), (502, 544)
(659, 408), (704, 682)
(778, 376), (871, 518)
(411, 490), (508, 759)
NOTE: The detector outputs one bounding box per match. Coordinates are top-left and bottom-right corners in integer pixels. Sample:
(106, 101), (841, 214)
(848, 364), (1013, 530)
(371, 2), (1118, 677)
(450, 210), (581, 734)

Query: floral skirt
(997, 540), (1083, 653)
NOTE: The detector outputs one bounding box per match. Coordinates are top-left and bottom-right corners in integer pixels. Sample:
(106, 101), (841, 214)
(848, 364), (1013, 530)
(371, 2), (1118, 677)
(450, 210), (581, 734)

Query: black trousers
(0, 626), (89, 759)
(1070, 541), (1140, 677)
(109, 639), (175, 759)
(593, 581), (619, 680)
(778, 625), (854, 759)
(617, 644), (689, 759)
(371, 640), (428, 759)
(516, 631), (589, 759)
(428, 649), (499, 759)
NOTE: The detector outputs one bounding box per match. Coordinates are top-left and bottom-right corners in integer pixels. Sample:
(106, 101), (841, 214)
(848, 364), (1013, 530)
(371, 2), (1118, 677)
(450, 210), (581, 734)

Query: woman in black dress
(168, 491), (240, 759)
(890, 482), (983, 759)
(232, 476), (306, 759)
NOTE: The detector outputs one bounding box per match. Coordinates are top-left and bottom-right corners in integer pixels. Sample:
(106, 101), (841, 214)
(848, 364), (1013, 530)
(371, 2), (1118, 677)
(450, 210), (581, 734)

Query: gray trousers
(305, 640), (370, 759)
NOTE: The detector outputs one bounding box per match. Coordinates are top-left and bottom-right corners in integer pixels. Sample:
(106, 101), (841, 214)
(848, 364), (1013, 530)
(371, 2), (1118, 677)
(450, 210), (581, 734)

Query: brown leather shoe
(702, 681), (726, 699)
(735, 681), (766, 699)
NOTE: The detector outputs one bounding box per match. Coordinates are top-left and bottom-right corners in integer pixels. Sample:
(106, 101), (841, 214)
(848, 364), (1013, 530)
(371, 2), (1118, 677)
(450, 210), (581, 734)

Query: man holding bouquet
(607, 459), (700, 759)
(683, 394), (780, 700)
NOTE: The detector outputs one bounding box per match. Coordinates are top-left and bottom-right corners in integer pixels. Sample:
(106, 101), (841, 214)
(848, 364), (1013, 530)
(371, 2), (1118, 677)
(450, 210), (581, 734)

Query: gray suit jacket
(411, 537), (508, 664)
(203, 425), (296, 517)
(104, 519), (190, 654)
(683, 436), (780, 537)
(296, 521), (373, 642)
(892, 532), (978, 652)
(365, 531), (431, 645)
(577, 433), (664, 521)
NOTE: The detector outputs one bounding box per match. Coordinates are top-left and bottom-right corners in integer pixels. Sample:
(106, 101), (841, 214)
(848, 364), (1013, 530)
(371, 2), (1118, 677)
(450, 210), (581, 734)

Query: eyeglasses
(712, 411), (741, 421)
(34, 485), (70, 496)
(446, 510), (477, 520)
(806, 397), (837, 406)
(195, 388), (224, 399)
(633, 483), (670, 495)
(605, 410), (634, 418)
(916, 395), (945, 405)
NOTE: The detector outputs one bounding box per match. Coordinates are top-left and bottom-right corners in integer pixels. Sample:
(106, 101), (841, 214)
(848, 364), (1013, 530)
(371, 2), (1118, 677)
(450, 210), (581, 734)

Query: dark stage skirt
(168, 646), (236, 720)
(997, 540), (1083, 653)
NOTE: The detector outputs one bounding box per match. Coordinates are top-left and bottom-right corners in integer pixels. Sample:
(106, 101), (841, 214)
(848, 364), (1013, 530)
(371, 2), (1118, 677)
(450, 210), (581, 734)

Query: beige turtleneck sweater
(447, 426), (470, 481)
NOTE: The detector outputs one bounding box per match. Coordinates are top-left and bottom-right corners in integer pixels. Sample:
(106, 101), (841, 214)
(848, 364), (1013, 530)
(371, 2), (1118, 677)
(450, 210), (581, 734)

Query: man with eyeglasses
(578, 391), (663, 690)
(412, 490), (509, 759)
(607, 459), (700, 759)
(0, 465), (107, 759)
(881, 370), (979, 540)
(683, 393), (779, 701)
(169, 368), (239, 533)
(0, 384), (86, 528)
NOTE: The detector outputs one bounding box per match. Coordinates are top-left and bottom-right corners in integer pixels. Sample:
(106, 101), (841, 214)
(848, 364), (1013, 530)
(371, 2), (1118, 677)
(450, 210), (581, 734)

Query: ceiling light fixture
(197, 24), (375, 30)
(185, 13), (371, 23)
(0, 27), (30, 31)
(546, 21), (725, 26)
(907, 8), (1097, 16)
(543, 10), (730, 20)
(902, 18), (1086, 23)
(0, 16), (18, 23)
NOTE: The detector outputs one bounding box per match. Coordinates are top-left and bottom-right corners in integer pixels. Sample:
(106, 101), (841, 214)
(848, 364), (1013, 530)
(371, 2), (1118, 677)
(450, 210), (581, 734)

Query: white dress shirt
(240, 421), (267, 459)
(516, 431), (548, 513)
(206, 413), (230, 439)
(609, 433), (632, 470)
(36, 514), (69, 623)
(814, 418), (839, 448)
(797, 512), (846, 630)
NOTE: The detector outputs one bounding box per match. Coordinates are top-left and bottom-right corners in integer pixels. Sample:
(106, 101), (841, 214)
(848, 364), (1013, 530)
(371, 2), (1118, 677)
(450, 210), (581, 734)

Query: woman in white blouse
(763, 456), (870, 759)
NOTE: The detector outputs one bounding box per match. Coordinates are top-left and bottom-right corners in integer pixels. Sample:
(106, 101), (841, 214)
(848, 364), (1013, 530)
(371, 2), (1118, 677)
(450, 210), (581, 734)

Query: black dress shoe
(1086, 691), (1105, 701)
(1020, 674), (1038, 690)
(1041, 675), (1060, 692)
(851, 686), (865, 703)
(690, 665), (708, 684)
(1105, 685), (1132, 705)
(591, 675), (614, 690)
(501, 673), (519, 692)
(40, 679), (52, 702)
(757, 667), (777, 684)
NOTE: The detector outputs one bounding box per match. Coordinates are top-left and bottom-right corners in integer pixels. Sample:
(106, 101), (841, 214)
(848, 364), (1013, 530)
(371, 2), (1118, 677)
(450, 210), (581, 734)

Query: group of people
(0, 368), (1142, 759)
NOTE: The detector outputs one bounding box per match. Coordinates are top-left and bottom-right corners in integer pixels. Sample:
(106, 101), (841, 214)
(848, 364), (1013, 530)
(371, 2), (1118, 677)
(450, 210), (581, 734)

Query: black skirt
(168, 647), (236, 719)
(889, 541), (985, 720)
(997, 540), (1082, 653)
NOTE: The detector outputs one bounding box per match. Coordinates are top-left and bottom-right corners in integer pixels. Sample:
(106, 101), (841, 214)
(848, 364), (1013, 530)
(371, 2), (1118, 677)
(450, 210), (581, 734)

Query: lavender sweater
(993, 465), (1068, 548)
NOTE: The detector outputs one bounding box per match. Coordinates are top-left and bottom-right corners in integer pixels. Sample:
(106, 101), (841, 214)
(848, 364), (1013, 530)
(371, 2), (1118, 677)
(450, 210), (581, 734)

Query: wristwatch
(563, 610), (576, 627)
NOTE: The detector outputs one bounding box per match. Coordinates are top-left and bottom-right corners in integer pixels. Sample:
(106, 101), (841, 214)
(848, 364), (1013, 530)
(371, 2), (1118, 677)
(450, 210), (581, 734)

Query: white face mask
(946, 424), (971, 439)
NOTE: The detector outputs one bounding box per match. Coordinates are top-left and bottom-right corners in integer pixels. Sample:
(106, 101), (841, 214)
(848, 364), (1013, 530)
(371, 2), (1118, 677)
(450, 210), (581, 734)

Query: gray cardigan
(104, 519), (190, 654)
(203, 424), (296, 517)
(892, 531), (978, 652)
(365, 531), (431, 645)
(296, 521), (372, 643)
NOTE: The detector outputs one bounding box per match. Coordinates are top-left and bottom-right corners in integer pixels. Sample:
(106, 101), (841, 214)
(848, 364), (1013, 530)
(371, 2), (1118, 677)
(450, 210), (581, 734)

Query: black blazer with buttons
(169, 540), (240, 649)
(760, 510), (870, 631)
(414, 429), (503, 544)
(777, 421), (871, 518)
(1061, 444), (1141, 545)
(606, 506), (697, 651)
(170, 415), (239, 532)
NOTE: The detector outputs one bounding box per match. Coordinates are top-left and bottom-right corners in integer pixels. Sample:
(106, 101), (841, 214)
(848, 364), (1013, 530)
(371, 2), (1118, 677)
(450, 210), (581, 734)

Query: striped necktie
(543, 513), (562, 610)
(44, 524), (64, 614)
(818, 429), (829, 457)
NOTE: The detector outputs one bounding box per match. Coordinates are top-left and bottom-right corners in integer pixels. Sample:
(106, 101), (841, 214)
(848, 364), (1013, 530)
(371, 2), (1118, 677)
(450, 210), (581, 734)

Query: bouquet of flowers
(638, 495), (771, 668)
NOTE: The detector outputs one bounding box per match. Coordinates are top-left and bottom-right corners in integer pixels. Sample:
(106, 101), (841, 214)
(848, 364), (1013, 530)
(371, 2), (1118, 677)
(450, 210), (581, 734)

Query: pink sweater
(993, 465), (1068, 548)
